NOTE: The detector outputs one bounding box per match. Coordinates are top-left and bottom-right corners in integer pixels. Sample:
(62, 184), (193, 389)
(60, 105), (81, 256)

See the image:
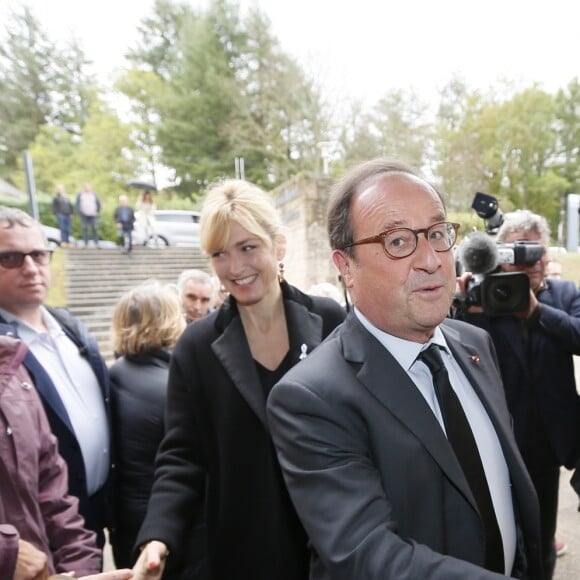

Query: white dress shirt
(354, 307), (517, 574)
(0, 307), (109, 495)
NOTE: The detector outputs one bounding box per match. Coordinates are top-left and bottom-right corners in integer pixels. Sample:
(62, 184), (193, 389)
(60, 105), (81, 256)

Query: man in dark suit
(0, 206), (112, 549)
(267, 159), (544, 579)
(455, 209), (580, 579)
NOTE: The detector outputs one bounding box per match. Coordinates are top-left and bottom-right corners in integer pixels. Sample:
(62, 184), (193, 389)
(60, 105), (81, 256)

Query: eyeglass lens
(0, 251), (52, 269)
(384, 223), (457, 258)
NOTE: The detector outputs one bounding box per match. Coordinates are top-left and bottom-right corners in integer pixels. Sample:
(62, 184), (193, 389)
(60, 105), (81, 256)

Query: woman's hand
(131, 541), (169, 580)
(49, 570), (133, 579)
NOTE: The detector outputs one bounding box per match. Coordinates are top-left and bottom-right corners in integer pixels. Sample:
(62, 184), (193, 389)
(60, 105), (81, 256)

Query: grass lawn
(47, 248), (67, 307)
(550, 250), (580, 285)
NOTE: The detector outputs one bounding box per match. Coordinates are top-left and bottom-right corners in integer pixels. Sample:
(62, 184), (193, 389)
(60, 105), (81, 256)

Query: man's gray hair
(0, 205), (36, 228)
(176, 268), (213, 294)
(496, 209), (551, 247)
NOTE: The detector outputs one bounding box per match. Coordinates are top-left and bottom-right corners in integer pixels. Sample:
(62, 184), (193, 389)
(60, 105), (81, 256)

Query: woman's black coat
(109, 349), (171, 569)
(135, 282), (346, 580)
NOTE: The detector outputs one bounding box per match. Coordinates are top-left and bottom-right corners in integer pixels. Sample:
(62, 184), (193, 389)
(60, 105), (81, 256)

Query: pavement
(554, 467), (580, 579)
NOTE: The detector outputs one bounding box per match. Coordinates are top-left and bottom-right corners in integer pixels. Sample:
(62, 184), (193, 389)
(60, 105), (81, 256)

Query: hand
(515, 288), (539, 320)
(80, 571), (133, 579)
(14, 539), (49, 580)
(131, 541), (168, 580)
(455, 272), (484, 313)
(49, 572), (133, 579)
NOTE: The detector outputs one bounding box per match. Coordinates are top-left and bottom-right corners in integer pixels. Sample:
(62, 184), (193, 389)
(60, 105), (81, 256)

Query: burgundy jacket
(0, 336), (101, 577)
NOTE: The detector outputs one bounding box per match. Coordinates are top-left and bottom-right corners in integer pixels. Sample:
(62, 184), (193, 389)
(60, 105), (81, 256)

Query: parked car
(133, 209), (201, 247)
(41, 225), (118, 250)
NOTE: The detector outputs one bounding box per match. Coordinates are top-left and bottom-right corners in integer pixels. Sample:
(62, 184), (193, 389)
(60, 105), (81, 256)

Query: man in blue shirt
(0, 206), (112, 550)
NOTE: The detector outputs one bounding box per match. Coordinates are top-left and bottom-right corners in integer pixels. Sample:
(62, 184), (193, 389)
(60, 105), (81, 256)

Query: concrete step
(63, 246), (211, 364)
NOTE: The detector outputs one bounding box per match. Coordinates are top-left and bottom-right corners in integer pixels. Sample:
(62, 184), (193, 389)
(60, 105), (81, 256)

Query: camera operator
(455, 209), (580, 580)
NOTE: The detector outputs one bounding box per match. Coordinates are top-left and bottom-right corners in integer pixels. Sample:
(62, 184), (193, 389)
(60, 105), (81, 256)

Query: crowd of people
(1, 157), (578, 579)
(52, 184), (157, 251)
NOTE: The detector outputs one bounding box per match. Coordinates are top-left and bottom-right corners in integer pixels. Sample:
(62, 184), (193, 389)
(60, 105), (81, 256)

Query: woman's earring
(278, 262), (285, 283)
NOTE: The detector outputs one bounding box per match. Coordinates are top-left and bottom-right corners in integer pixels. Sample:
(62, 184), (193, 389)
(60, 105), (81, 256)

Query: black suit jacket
(457, 278), (580, 470)
(267, 314), (543, 580)
(136, 282), (346, 580)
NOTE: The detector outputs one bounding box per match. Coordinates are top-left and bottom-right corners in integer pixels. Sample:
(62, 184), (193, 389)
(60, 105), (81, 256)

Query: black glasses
(344, 222), (460, 260)
(0, 250), (53, 269)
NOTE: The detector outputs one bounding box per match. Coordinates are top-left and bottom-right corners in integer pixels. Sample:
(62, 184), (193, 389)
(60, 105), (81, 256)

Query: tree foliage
(117, 0), (330, 196)
(0, 5), (55, 173)
(0, 5), (95, 179)
(2, 1), (580, 243)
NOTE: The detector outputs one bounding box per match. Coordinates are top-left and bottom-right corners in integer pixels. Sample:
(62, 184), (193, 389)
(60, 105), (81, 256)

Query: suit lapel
(211, 297), (326, 428)
(0, 319), (75, 433)
(24, 352), (75, 432)
(284, 300), (325, 365)
(341, 315), (478, 511)
(212, 316), (267, 425)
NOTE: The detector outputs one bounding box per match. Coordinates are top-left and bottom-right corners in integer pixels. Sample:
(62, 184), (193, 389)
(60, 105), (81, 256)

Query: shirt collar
(0, 306), (64, 341)
(353, 307), (449, 371)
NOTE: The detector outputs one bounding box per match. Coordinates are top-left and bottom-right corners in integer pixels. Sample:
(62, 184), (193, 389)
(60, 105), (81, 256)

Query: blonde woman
(135, 190), (157, 241)
(108, 281), (186, 573)
(133, 180), (346, 580)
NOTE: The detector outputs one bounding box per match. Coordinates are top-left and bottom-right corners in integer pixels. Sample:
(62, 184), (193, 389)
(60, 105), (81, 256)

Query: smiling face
(333, 172), (456, 343)
(0, 222), (50, 318)
(210, 221), (284, 307)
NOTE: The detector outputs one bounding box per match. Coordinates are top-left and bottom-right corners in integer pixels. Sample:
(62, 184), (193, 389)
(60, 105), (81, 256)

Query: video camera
(455, 192), (544, 315)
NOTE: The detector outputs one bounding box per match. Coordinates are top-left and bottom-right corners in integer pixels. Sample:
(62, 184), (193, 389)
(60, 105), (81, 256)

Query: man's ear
(332, 250), (353, 289)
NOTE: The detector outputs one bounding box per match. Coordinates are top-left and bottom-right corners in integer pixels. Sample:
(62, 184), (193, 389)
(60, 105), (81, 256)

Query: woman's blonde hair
(200, 179), (284, 255)
(111, 280), (186, 356)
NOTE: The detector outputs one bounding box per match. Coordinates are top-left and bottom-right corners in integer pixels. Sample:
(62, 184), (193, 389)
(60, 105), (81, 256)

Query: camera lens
(492, 285), (512, 303)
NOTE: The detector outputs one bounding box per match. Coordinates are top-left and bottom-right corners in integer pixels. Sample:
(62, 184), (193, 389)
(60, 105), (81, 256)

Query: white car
(133, 209), (201, 247)
(41, 225), (118, 249)
(41, 224), (73, 249)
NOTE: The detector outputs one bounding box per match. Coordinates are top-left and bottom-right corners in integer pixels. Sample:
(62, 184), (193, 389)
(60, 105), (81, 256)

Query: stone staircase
(63, 246), (210, 363)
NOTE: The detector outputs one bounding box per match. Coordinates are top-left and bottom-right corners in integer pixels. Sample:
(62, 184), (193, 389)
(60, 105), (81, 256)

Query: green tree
(555, 77), (580, 194)
(51, 38), (96, 136)
(22, 125), (79, 194)
(71, 98), (137, 196)
(0, 5), (96, 180)
(227, 4), (330, 185)
(480, 87), (561, 223)
(336, 89), (431, 183)
(121, 0), (331, 194)
(157, 9), (238, 195)
(371, 89), (432, 170)
(117, 0), (196, 189)
(115, 69), (167, 187)
(21, 95), (137, 235)
(434, 77), (490, 211)
(0, 5), (55, 175)
(335, 100), (381, 170)
(126, 0), (193, 80)
(436, 82), (568, 230)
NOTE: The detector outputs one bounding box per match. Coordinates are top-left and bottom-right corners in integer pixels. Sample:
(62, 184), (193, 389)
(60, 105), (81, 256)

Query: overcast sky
(1, 0), (579, 108)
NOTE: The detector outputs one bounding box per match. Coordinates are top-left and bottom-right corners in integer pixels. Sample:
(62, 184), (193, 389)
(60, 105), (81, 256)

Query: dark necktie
(419, 344), (504, 573)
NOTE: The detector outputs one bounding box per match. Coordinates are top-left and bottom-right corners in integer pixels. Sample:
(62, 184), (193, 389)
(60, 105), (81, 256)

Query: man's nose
(21, 255), (40, 272)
